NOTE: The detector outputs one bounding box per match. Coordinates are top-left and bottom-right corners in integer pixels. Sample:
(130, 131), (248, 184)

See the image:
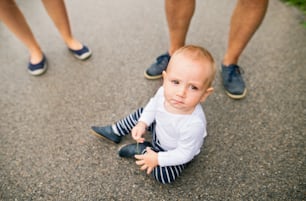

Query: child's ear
(162, 70), (167, 79)
(200, 87), (214, 102)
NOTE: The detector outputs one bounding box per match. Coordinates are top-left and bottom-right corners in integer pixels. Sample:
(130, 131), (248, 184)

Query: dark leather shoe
(144, 52), (170, 79)
(221, 64), (247, 99)
(91, 125), (121, 144)
(118, 141), (152, 158)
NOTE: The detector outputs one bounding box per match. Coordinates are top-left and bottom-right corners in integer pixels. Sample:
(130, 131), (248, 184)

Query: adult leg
(223, 0), (269, 66)
(221, 0), (268, 99)
(0, 0), (43, 64)
(41, 0), (82, 50)
(144, 0), (195, 79)
(165, 0), (195, 55)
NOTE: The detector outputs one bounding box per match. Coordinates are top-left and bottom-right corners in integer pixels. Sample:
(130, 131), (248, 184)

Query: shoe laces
(228, 65), (244, 82)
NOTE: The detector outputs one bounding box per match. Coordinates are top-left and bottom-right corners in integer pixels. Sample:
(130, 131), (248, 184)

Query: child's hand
(135, 147), (158, 174)
(132, 121), (147, 143)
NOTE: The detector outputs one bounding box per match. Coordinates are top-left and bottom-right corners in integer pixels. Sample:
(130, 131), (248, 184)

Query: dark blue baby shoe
(118, 141), (152, 158)
(91, 125), (121, 144)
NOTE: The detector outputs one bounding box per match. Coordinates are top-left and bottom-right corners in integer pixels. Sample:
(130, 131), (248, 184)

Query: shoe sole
(144, 71), (163, 80)
(225, 89), (247, 99)
(89, 129), (119, 144)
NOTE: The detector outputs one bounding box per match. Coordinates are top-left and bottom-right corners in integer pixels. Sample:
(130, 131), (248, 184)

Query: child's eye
(171, 80), (180, 85)
(190, 85), (198, 90)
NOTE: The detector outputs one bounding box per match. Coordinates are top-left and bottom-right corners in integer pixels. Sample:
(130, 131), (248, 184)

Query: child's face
(162, 54), (214, 114)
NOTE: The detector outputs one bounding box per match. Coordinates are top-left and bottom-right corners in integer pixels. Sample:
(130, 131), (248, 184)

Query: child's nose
(177, 86), (187, 97)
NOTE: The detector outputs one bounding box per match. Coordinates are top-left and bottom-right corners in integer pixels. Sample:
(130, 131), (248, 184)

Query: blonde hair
(170, 45), (216, 87)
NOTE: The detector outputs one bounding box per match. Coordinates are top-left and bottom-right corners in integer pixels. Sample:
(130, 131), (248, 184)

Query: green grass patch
(282, 0), (306, 12)
(281, 0), (306, 27)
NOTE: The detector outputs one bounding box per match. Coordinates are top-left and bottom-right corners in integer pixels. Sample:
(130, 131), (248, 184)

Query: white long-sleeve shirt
(139, 87), (207, 167)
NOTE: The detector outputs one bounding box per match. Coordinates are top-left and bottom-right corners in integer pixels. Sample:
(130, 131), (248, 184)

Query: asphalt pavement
(0, 0), (305, 200)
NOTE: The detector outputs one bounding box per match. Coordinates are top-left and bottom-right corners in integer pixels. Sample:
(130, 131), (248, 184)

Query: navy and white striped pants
(114, 108), (187, 184)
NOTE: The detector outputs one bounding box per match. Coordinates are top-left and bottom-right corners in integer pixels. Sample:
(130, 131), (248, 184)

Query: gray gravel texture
(0, 0), (305, 200)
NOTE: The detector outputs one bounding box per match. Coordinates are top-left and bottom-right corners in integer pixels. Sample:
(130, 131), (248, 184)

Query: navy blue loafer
(91, 125), (121, 144)
(221, 64), (247, 99)
(69, 45), (92, 60)
(28, 54), (47, 76)
(118, 141), (152, 158)
(144, 52), (170, 80)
